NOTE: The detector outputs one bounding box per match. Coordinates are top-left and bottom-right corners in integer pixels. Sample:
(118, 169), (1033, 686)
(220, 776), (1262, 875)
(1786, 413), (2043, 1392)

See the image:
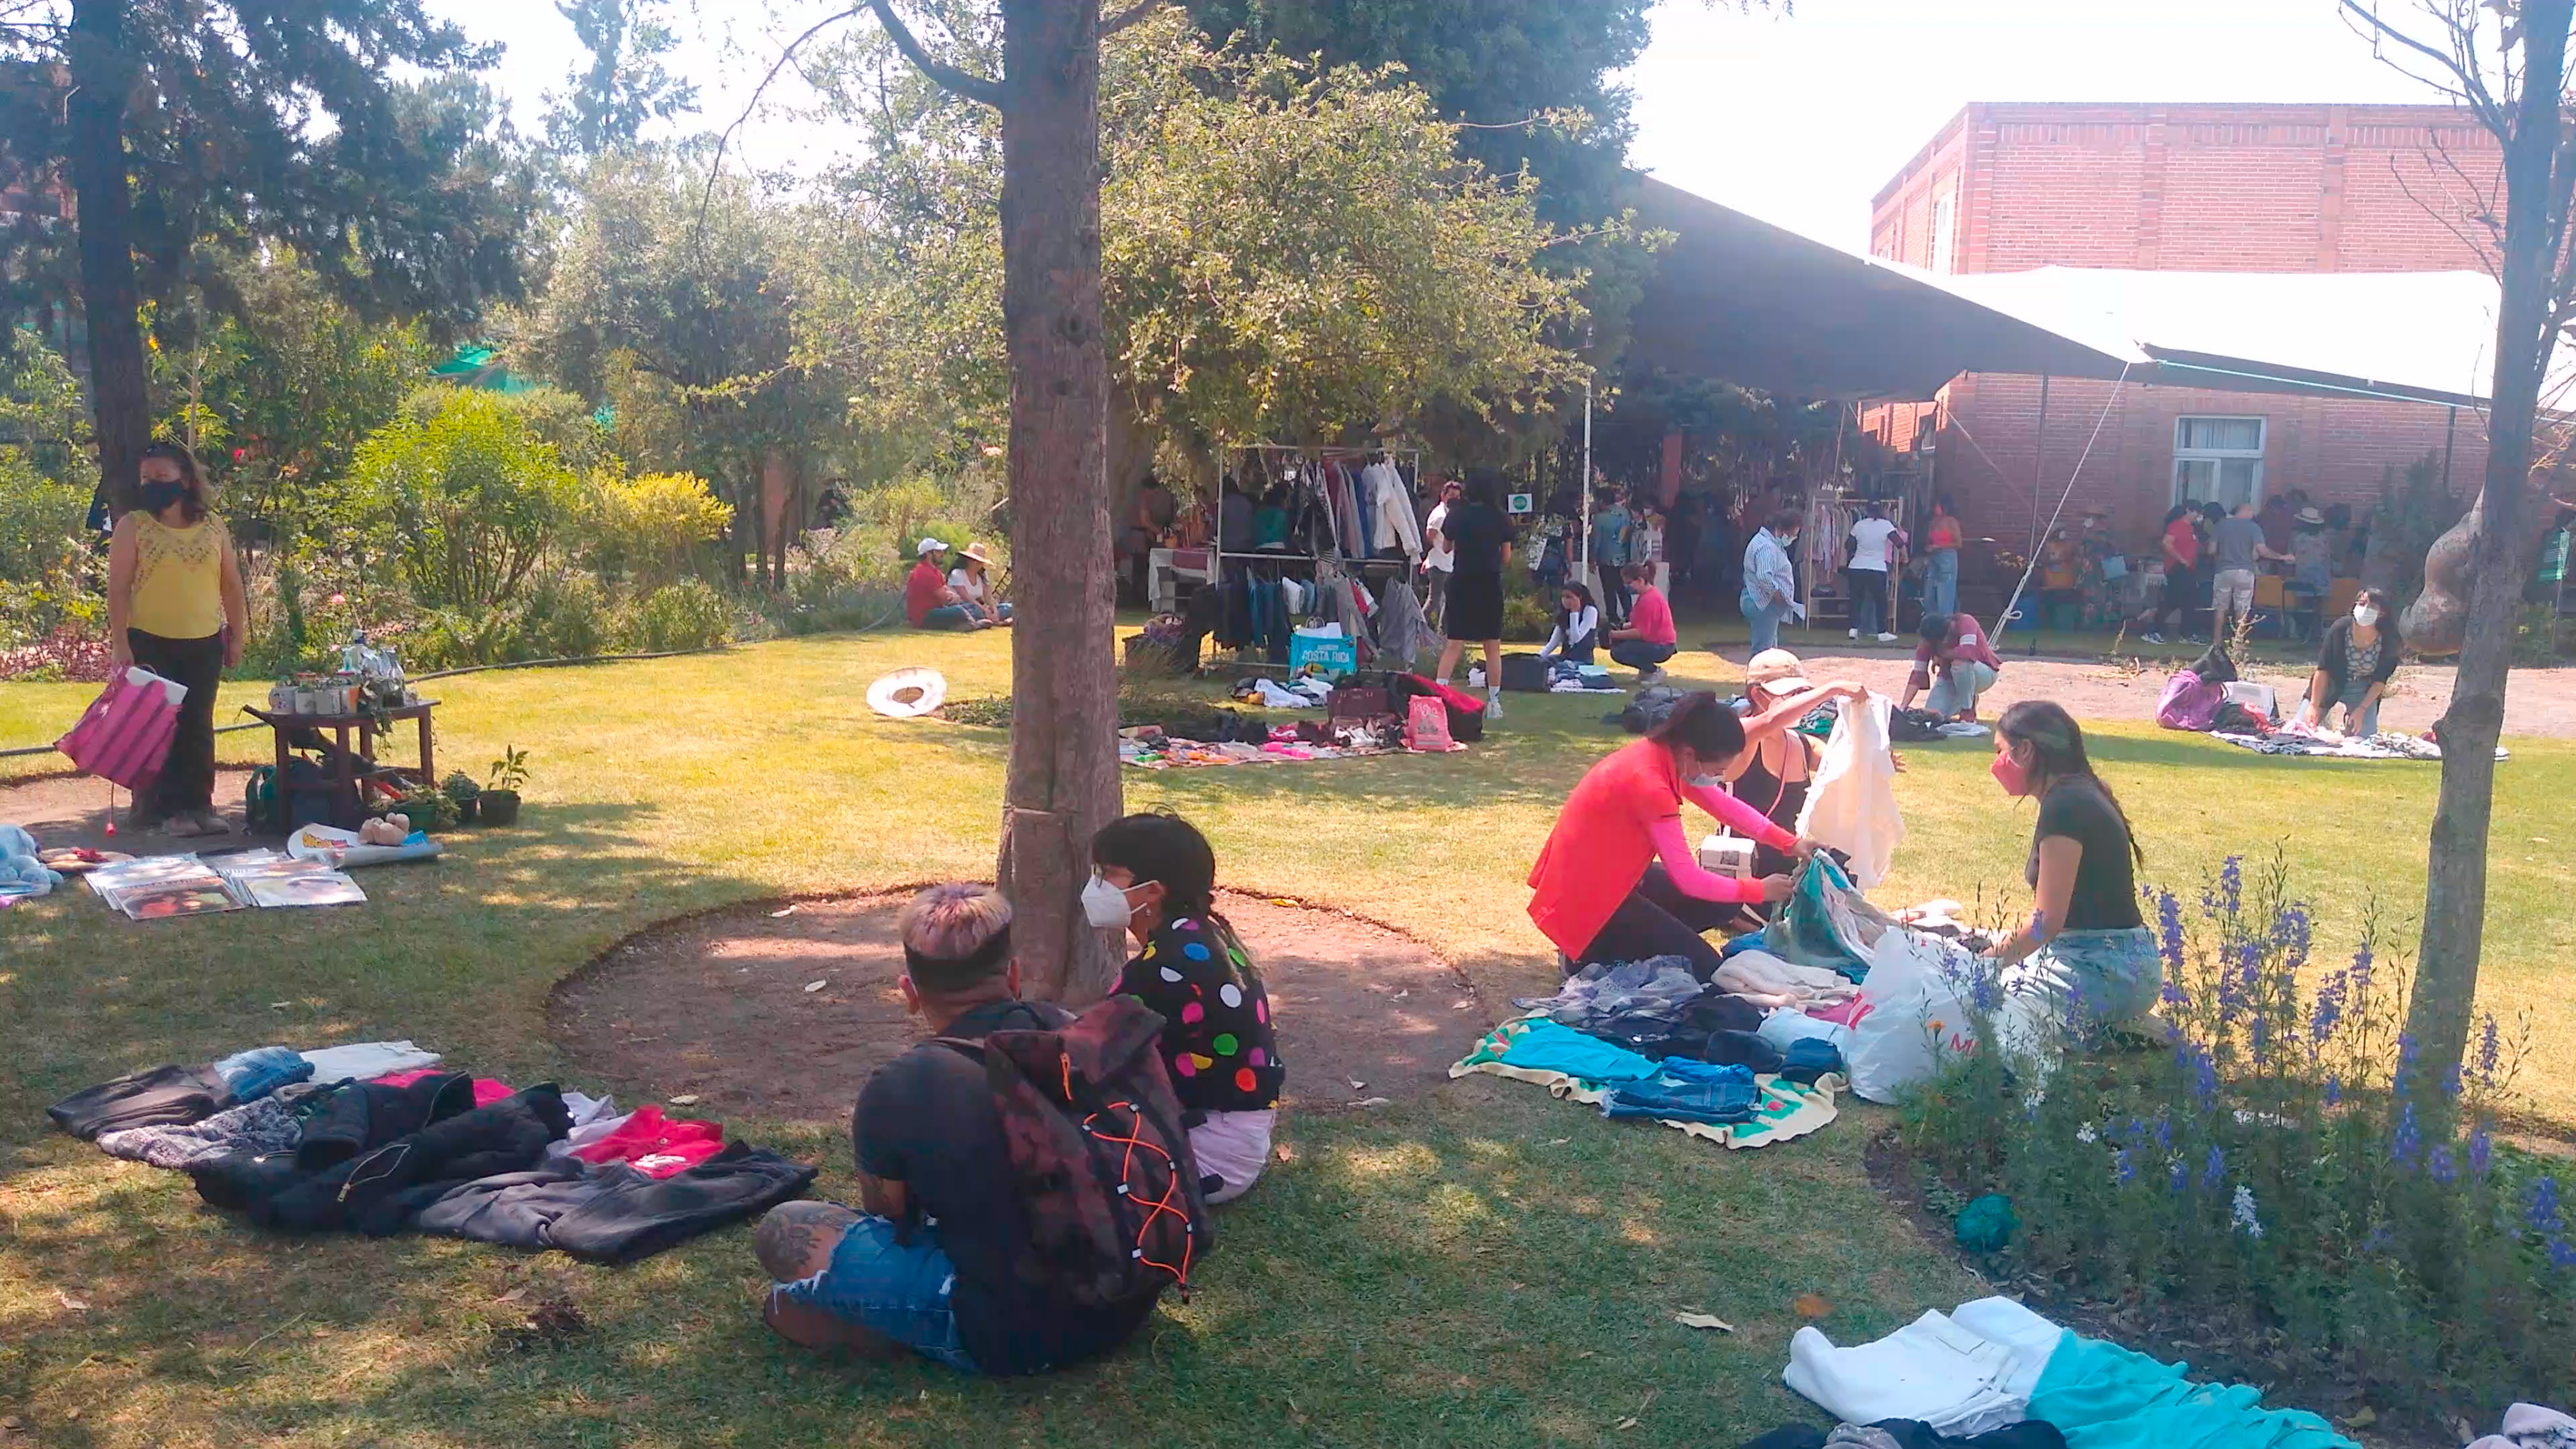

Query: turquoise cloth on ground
(1770, 855), (1878, 982)
(2029, 1331), (2359, 1449)
(1491, 1018), (1662, 1083)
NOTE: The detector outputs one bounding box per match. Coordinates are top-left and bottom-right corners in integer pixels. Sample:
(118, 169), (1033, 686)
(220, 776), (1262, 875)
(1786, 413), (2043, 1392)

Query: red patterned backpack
(940, 996), (1214, 1307)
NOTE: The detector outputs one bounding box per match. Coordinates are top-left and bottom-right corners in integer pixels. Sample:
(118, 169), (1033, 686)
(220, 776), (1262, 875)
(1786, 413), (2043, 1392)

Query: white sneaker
(1876, 632), (1899, 643)
(2141, 632), (2166, 645)
(1848, 627), (1860, 639)
(1484, 689), (1504, 720)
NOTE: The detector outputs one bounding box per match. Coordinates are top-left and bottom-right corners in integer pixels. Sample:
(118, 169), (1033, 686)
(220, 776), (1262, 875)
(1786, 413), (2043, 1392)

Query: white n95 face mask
(1082, 874), (1137, 928)
(2354, 605), (2380, 628)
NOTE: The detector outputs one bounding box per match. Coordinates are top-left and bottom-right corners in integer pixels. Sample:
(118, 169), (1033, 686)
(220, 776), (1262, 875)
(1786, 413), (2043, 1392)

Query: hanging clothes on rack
(1364, 457), (1424, 558)
(1375, 572), (1433, 668)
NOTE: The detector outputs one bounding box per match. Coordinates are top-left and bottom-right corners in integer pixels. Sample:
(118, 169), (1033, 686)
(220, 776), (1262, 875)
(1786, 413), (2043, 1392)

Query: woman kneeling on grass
(1983, 700), (2160, 1030)
(1526, 692), (1821, 983)
(1087, 812), (1282, 1204)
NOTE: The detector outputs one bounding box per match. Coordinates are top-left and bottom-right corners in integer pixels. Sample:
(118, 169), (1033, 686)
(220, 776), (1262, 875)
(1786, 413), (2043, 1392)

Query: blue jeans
(2330, 681), (2383, 735)
(771, 1214), (978, 1372)
(1741, 590), (1788, 653)
(2003, 927), (2161, 1027)
(916, 604), (977, 630)
(1926, 661), (1997, 719)
(1610, 639), (1674, 673)
(1925, 549), (1959, 617)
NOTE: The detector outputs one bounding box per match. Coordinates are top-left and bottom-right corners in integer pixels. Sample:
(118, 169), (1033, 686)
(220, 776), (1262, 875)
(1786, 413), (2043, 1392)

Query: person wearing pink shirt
(1605, 562), (1678, 683)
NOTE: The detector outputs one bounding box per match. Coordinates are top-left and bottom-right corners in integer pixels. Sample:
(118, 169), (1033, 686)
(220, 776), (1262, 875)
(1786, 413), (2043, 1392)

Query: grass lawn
(1, 627), (2570, 1447)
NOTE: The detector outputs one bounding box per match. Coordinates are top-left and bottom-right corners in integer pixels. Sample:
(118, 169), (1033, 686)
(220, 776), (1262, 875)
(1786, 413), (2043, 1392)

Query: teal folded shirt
(1494, 1019), (1662, 1084)
(2030, 1332), (2357, 1449)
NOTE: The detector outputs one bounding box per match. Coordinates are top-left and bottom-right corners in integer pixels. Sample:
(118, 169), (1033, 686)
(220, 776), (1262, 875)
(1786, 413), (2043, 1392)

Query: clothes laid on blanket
(1714, 949), (1862, 1007)
(374, 1068), (516, 1107)
(213, 1046), (314, 1103)
(1484, 1017), (1665, 1083)
(2025, 1329), (2356, 1449)
(418, 1142), (816, 1262)
(96, 1094), (301, 1169)
(188, 1071), (480, 1225)
(1786, 1297), (2066, 1440)
(1832, 1422), (2068, 1449)
(298, 1040), (442, 1082)
(1770, 855), (1900, 983)
(1780, 1037), (1845, 1086)
(48, 1064), (231, 1140)
(1758, 1007), (1855, 1054)
(546, 1108), (634, 1164)
(569, 1103), (726, 1178)
(1602, 1063), (1758, 1124)
(1515, 956), (1707, 1031)
(2466, 1402), (2576, 1449)
(332, 1084), (575, 1236)
(1798, 694), (1903, 888)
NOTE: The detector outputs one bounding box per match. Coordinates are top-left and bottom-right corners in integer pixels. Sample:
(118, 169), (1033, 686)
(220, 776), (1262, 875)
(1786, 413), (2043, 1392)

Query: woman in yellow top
(107, 443), (249, 836)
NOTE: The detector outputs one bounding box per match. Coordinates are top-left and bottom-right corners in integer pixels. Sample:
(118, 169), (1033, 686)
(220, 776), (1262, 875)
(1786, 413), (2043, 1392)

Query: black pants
(1847, 567), (1890, 634)
(1573, 865), (1741, 981)
(1609, 639), (1675, 672)
(1598, 567), (1632, 626)
(127, 627), (223, 817)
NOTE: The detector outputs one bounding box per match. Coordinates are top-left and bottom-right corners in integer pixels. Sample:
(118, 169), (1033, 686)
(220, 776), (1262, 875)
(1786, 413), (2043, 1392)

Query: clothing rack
(1200, 443), (1430, 672)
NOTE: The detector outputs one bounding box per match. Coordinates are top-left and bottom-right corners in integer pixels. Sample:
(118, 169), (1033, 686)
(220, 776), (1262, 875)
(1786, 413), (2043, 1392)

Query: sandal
(185, 811), (234, 838)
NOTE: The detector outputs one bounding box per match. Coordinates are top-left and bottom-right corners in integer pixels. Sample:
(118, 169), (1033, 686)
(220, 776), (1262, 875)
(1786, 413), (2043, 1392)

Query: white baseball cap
(916, 537), (949, 557)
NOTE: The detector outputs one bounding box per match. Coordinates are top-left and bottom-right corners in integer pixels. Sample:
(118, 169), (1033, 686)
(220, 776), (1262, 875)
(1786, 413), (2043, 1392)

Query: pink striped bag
(55, 666), (187, 791)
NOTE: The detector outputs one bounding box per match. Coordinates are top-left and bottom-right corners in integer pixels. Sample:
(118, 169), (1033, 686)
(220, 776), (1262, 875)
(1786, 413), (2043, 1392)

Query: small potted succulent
(481, 746), (529, 827)
(441, 770), (482, 825)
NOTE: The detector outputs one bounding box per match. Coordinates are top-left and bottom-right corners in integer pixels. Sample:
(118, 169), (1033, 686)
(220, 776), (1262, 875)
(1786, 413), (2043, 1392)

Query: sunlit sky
(433, 0), (2451, 249)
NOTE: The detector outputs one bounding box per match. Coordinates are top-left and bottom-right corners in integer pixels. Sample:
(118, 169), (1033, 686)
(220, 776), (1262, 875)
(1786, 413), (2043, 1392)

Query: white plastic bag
(1843, 929), (1981, 1104)
(1797, 693), (1904, 888)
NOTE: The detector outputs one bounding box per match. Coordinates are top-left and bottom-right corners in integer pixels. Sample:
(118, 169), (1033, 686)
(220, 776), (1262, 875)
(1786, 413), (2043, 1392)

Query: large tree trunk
(2402, 0), (2570, 1083)
(991, 0), (1124, 1003)
(67, 0), (150, 520)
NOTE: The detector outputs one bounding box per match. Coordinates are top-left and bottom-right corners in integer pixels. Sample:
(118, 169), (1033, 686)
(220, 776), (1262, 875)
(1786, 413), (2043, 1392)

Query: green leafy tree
(348, 388), (580, 612)
(524, 153), (850, 586)
(810, 14), (1584, 464)
(544, 0), (701, 160)
(0, 1), (537, 515)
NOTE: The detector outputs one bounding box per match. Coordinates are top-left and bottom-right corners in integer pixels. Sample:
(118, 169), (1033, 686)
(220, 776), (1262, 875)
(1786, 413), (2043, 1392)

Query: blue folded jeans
(1601, 1064), (1758, 1124)
(212, 1046), (314, 1104)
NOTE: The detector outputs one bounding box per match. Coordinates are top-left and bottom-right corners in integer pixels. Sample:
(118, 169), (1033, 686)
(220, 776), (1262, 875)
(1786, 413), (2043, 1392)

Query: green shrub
(575, 467), (733, 589)
(0, 452), (101, 650)
(627, 578), (733, 652)
(516, 568), (617, 660)
(1897, 852), (2569, 1415)
(350, 390), (580, 612)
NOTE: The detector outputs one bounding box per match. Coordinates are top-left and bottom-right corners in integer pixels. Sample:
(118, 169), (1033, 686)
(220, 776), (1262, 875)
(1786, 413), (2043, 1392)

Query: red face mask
(1990, 746), (2031, 797)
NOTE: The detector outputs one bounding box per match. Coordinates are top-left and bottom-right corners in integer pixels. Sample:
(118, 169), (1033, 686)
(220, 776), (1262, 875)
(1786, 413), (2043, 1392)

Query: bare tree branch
(1101, 0), (1166, 37)
(866, 0), (1003, 108)
(2340, 0), (2508, 131)
(697, 6), (870, 238)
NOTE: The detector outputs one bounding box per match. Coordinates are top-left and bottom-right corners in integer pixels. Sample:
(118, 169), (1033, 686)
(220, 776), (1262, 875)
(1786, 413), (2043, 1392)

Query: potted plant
(481, 746), (529, 827)
(441, 770), (482, 825)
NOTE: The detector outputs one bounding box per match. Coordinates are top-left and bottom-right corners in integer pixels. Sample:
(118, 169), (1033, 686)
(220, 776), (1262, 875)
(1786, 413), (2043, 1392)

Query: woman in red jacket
(1527, 693), (1820, 981)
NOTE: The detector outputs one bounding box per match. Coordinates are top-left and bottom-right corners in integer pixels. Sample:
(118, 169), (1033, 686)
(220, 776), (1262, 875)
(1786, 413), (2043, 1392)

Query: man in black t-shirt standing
(756, 884), (1159, 1374)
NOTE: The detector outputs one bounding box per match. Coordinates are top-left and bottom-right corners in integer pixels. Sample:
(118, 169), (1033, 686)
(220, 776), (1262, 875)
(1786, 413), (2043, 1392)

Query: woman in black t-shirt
(1088, 811), (1282, 1204)
(1983, 701), (2160, 1029)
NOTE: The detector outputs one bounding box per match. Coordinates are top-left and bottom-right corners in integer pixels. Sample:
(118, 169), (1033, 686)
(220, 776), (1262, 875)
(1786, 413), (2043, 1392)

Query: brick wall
(1861, 103), (2498, 555)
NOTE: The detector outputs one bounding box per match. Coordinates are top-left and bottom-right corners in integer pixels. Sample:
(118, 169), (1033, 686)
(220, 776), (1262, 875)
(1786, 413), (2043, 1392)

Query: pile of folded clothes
(48, 1040), (813, 1264)
(1766, 1295), (2359, 1449)
(1447, 958), (1848, 1151)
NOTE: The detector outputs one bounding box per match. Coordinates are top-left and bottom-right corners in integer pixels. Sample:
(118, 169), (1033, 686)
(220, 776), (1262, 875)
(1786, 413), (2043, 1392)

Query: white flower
(2231, 1183), (2264, 1240)
(2075, 1122), (2099, 1144)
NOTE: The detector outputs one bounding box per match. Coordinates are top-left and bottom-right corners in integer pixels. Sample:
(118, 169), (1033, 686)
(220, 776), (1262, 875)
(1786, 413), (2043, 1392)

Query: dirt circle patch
(549, 890), (1490, 1124)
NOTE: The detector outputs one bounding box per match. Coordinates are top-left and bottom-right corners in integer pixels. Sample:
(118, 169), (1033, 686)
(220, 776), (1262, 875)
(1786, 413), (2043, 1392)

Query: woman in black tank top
(1717, 650), (1862, 918)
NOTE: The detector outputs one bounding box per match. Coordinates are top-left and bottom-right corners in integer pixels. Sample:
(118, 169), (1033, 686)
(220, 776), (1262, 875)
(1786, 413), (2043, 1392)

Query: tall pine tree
(2, 1), (534, 514)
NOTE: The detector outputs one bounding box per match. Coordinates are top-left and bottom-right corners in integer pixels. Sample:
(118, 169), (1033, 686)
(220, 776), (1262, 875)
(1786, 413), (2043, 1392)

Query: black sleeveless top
(1727, 736), (1815, 880)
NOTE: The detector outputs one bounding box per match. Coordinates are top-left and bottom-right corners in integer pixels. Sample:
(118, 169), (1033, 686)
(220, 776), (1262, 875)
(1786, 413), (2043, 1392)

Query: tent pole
(2031, 374), (2051, 561)
(1580, 364), (1594, 593)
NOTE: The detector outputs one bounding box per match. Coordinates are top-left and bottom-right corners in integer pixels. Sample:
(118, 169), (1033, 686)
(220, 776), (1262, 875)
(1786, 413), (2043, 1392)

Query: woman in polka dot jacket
(1090, 812), (1282, 1203)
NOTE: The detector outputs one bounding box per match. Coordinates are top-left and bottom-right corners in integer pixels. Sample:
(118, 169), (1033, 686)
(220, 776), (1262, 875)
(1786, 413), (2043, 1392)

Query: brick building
(1861, 103), (2499, 555)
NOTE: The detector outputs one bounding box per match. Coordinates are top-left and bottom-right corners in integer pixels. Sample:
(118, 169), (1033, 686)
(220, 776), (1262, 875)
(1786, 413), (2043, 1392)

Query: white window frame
(2171, 416), (2267, 510)
(1929, 192), (1957, 274)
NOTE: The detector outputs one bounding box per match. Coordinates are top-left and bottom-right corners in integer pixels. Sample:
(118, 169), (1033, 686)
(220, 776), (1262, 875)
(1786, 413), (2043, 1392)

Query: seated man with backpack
(756, 883), (1209, 1373)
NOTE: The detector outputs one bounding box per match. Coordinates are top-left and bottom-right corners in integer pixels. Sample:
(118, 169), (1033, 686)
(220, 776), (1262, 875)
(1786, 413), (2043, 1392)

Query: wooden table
(246, 701), (437, 831)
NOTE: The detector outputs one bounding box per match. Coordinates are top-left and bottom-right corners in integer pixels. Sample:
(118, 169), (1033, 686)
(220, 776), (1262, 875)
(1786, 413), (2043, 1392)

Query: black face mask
(138, 480), (187, 515)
